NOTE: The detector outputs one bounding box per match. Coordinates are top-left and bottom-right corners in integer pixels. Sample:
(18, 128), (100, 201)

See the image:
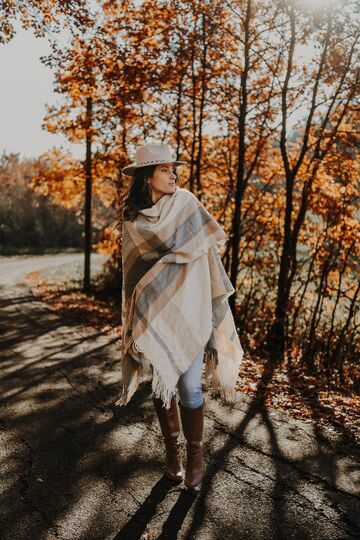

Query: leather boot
(178, 398), (205, 491)
(152, 394), (184, 482)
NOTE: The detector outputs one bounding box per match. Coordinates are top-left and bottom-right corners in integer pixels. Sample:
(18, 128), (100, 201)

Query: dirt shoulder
(26, 268), (359, 447)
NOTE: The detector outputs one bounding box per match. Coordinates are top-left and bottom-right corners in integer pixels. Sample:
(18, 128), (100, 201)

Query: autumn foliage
(2, 1), (359, 421)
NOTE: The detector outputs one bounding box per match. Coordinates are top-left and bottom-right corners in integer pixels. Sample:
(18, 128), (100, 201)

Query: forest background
(0, 0), (359, 441)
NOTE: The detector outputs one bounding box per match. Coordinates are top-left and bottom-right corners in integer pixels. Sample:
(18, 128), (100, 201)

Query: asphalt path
(0, 254), (359, 540)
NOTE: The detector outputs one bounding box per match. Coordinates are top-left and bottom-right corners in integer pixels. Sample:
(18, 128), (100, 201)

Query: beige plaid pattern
(114, 187), (244, 409)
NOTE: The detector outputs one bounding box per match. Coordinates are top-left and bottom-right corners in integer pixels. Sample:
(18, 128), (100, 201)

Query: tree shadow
(287, 362), (360, 537)
(287, 359), (357, 446)
(112, 476), (195, 540)
(1, 282), (359, 539)
(182, 356), (360, 540)
(0, 282), (161, 538)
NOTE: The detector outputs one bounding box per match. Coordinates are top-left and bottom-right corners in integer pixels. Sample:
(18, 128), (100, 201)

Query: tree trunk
(227, 0), (254, 314)
(83, 96), (92, 293)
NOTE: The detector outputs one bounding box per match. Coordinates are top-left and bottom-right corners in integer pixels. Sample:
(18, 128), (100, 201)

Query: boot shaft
(152, 394), (181, 440)
(178, 399), (205, 443)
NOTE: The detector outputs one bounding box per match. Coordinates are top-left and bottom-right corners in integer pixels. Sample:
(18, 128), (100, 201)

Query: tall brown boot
(178, 398), (205, 491)
(152, 394), (184, 482)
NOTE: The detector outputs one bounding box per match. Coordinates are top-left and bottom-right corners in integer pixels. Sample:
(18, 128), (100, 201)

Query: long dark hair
(118, 164), (185, 224)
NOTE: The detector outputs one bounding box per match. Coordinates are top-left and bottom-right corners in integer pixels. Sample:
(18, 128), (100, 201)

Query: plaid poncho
(114, 186), (244, 410)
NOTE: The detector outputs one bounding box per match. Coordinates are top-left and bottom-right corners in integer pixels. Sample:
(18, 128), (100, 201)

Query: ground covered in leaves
(26, 272), (359, 446)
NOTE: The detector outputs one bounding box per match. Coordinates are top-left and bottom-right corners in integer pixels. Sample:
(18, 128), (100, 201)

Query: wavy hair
(117, 164), (185, 225)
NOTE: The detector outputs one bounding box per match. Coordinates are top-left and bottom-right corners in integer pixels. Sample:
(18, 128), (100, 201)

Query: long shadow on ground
(0, 284), (359, 539)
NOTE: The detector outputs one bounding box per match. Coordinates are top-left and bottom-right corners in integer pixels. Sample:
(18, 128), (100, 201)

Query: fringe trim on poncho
(114, 333), (240, 410)
(114, 186), (244, 410)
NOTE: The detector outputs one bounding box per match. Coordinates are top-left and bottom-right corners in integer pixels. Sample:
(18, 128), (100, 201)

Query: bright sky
(0, 25), (83, 159)
(0, 22), (313, 160)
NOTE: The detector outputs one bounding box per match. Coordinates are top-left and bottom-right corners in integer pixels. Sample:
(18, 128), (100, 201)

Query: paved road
(0, 255), (359, 540)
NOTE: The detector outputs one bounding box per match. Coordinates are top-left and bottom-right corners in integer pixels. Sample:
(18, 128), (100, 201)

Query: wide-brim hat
(122, 143), (187, 176)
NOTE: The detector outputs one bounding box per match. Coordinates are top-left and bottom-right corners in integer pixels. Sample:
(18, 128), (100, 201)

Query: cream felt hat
(122, 143), (187, 176)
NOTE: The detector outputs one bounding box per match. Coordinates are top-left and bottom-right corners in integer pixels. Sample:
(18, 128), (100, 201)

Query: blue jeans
(176, 345), (205, 409)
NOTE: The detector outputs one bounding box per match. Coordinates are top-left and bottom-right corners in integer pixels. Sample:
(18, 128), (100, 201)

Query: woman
(115, 143), (244, 492)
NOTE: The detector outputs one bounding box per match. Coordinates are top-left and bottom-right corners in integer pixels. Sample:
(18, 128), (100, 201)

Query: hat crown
(135, 144), (175, 166)
(122, 142), (187, 176)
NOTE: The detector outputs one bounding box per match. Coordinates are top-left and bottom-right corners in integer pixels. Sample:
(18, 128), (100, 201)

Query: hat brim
(122, 160), (187, 176)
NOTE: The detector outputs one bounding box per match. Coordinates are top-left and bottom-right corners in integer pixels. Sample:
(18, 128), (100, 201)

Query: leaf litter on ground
(26, 272), (359, 446)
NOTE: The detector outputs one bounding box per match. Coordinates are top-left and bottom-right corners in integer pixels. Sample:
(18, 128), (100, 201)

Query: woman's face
(148, 162), (177, 203)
